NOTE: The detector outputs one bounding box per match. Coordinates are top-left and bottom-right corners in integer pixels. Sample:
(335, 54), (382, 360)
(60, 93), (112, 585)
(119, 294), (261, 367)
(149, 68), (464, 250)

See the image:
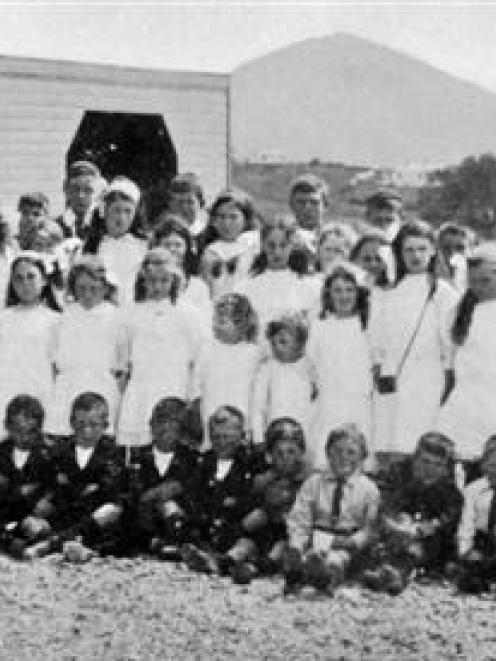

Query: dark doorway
(67, 111), (178, 223)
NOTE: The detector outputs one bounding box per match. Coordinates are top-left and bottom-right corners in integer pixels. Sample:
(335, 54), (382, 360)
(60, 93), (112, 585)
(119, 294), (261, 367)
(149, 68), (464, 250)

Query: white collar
(76, 445), (94, 469)
(13, 447), (30, 469)
(215, 458), (233, 481)
(152, 448), (174, 477)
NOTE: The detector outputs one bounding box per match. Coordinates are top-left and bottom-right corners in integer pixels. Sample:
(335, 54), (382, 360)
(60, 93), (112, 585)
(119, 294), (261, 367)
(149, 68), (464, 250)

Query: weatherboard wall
(0, 55), (229, 213)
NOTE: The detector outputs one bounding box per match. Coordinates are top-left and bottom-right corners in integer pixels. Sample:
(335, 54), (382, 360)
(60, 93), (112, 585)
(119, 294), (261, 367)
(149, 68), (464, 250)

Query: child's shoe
(362, 564), (406, 596)
(282, 547), (304, 595)
(304, 552), (331, 592)
(230, 561), (258, 585)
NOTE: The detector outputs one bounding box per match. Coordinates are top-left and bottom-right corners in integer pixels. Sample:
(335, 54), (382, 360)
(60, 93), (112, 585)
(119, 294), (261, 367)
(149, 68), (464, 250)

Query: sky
(0, 1), (496, 91)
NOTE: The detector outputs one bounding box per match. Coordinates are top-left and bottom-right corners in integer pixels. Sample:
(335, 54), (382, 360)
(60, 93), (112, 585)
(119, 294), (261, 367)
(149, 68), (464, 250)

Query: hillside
(231, 33), (496, 167)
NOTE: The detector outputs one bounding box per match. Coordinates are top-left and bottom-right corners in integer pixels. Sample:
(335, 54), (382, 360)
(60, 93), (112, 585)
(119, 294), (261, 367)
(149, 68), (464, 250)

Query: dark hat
(416, 433), (455, 463)
(67, 160), (101, 179)
(17, 192), (49, 213)
(366, 188), (403, 210)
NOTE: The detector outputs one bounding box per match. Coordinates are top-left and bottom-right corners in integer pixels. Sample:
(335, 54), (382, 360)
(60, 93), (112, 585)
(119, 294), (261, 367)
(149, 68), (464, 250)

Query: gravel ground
(0, 555), (495, 661)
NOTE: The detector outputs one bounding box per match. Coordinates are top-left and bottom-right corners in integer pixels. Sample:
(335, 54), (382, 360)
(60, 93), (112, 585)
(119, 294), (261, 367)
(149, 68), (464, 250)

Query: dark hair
(5, 394), (45, 430)
(414, 431), (455, 466)
(83, 191), (147, 255)
(250, 214), (301, 276)
(451, 289), (478, 345)
(325, 423), (368, 459)
(214, 293), (259, 343)
(350, 232), (389, 287)
(266, 312), (309, 348)
(6, 254), (62, 311)
(391, 220), (436, 284)
(18, 192), (49, 214)
(67, 256), (116, 303)
(134, 250), (182, 303)
(320, 265), (369, 329)
(201, 188), (256, 247)
(70, 392), (109, 425)
(169, 173), (205, 208)
(207, 405), (245, 435)
(150, 397), (187, 426)
(289, 174), (329, 205)
(265, 417), (306, 454)
(151, 215), (198, 277)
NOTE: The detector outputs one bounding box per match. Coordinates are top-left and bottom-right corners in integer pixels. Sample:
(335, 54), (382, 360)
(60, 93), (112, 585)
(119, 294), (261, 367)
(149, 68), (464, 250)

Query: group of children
(1, 163), (496, 596)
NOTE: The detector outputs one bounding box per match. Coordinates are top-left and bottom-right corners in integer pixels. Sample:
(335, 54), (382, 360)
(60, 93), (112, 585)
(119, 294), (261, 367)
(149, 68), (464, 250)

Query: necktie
(331, 478), (345, 522)
(487, 488), (496, 536)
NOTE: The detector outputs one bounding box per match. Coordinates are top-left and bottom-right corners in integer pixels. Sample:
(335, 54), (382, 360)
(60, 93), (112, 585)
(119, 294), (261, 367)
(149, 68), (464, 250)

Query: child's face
(326, 436), (363, 479)
(19, 207), (46, 244)
(8, 413), (41, 450)
(143, 266), (174, 301)
(412, 449), (449, 485)
(270, 327), (302, 363)
(169, 192), (200, 225)
(329, 276), (358, 316)
(212, 201), (245, 242)
(319, 235), (349, 272)
(105, 198), (136, 238)
(290, 191), (324, 231)
(264, 229), (293, 270)
(368, 208), (401, 232)
(483, 451), (496, 486)
(74, 272), (106, 309)
(401, 236), (434, 275)
(271, 439), (304, 477)
(151, 418), (182, 452)
(72, 407), (108, 448)
(355, 240), (386, 280)
(158, 233), (187, 266)
(438, 232), (468, 263)
(65, 175), (97, 217)
(468, 261), (496, 301)
(210, 417), (244, 459)
(213, 305), (244, 344)
(12, 260), (45, 305)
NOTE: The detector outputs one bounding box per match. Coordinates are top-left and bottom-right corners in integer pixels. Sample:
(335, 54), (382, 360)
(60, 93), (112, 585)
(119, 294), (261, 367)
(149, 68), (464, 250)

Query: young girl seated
(363, 432), (462, 595)
(51, 393), (129, 560)
(180, 406), (262, 575)
(307, 262), (373, 471)
(84, 177), (147, 306)
(251, 312), (316, 447)
(284, 424), (379, 595)
(118, 248), (206, 447)
(0, 395), (57, 559)
(456, 436), (496, 593)
(47, 255), (125, 436)
(192, 293), (260, 446)
(0, 252), (61, 425)
(130, 397), (202, 557)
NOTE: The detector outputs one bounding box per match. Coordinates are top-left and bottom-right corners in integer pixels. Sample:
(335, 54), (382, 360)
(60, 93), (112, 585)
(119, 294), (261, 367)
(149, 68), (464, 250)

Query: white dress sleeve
(250, 361), (271, 446)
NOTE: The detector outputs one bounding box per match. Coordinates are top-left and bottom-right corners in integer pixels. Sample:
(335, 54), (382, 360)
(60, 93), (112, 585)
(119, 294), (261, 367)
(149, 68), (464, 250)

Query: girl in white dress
(191, 292), (260, 444)
(371, 221), (459, 459)
(84, 177), (147, 307)
(235, 214), (314, 336)
(0, 252), (61, 428)
(436, 243), (496, 462)
(118, 249), (206, 447)
(251, 311), (317, 447)
(200, 189), (259, 300)
(47, 255), (125, 436)
(307, 262), (373, 471)
(151, 215), (211, 323)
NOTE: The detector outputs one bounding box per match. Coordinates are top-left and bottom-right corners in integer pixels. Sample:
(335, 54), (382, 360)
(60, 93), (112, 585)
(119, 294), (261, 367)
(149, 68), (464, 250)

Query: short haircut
(70, 392), (109, 424)
(67, 160), (100, 180)
(265, 417), (306, 454)
(150, 397), (187, 427)
(5, 395), (45, 430)
(289, 174), (329, 203)
(414, 432), (455, 465)
(266, 311), (309, 348)
(208, 405), (245, 435)
(18, 192), (49, 214)
(325, 423), (368, 459)
(169, 173), (205, 208)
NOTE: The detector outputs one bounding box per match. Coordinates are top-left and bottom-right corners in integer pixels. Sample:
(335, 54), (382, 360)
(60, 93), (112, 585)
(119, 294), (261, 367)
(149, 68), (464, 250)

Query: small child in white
(250, 311), (316, 447)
